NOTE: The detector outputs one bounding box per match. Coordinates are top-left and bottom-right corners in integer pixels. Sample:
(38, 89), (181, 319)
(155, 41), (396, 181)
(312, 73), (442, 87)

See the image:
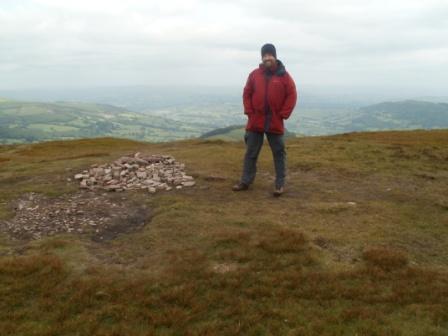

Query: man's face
(262, 53), (276, 68)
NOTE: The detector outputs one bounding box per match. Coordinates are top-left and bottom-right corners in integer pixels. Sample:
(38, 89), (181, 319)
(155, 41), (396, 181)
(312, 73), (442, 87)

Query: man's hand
(278, 73), (297, 120)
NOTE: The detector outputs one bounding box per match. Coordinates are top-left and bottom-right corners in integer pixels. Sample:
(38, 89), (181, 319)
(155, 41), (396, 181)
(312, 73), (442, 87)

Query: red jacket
(243, 59), (297, 134)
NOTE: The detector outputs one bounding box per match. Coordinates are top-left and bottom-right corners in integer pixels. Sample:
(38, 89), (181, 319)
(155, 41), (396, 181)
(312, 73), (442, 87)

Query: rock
(136, 158), (148, 165)
(182, 181), (196, 187)
(142, 179), (153, 186)
(105, 185), (120, 191)
(120, 156), (134, 164)
(173, 179), (183, 185)
(156, 183), (167, 190)
(106, 179), (119, 185)
(91, 167), (105, 176)
(74, 173), (84, 180)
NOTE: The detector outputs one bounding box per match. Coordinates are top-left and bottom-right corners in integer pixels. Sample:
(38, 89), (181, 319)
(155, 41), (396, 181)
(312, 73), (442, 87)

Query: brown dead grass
(0, 130), (448, 334)
(362, 246), (409, 271)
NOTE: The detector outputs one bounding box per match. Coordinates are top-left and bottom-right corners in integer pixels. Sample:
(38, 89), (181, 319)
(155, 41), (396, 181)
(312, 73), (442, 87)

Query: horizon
(1, 84), (448, 109)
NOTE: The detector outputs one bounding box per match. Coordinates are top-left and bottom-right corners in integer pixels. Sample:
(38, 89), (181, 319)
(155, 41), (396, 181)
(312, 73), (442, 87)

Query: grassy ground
(0, 129), (448, 335)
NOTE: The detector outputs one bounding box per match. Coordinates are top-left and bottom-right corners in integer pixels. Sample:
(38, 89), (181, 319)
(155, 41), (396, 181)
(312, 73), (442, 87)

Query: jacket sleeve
(243, 72), (254, 115)
(279, 72), (297, 120)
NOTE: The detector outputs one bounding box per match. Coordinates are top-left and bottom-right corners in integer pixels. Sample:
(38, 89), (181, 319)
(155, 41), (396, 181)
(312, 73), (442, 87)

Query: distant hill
(0, 99), (209, 144)
(349, 100), (448, 131)
(3, 98), (448, 145)
(199, 124), (298, 141)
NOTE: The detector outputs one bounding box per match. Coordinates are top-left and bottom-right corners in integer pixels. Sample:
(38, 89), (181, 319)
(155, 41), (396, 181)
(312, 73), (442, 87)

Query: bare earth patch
(0, 191), (151, 242)
(210, 262), (239, 274)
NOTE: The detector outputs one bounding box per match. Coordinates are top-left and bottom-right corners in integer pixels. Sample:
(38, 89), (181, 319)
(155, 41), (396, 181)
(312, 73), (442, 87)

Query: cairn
(73, 152), (195, 193)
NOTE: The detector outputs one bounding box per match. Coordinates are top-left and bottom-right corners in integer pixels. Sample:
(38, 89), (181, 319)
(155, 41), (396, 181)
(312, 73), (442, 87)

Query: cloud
(0, 0), (447, 95)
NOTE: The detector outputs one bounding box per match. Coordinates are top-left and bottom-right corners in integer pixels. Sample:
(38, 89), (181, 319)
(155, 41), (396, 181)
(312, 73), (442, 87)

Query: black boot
(232, 182), (249, 191)
(273, 185), (284, 197)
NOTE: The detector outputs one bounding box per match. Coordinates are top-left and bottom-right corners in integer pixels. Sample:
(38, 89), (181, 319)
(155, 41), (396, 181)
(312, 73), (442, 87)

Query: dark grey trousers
(240, 130), (286, 189)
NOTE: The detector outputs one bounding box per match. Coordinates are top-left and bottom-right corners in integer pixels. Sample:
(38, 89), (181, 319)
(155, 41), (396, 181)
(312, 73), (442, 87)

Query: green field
(0, 99), (209, 144)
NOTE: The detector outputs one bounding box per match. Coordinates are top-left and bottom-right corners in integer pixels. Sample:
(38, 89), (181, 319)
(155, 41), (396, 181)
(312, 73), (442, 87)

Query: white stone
(136, 171), (147, 179)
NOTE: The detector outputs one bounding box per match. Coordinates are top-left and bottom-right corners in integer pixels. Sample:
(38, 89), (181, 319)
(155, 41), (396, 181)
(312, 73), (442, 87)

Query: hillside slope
(0, 99), (207, 144)
(199, 124), (298, 141)
(350, 100), (448, 131)
(0, 129), (448, 335)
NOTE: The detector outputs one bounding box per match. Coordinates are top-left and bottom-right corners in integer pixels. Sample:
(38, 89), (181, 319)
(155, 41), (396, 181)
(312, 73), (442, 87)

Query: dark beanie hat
(261, 43), (276, 58)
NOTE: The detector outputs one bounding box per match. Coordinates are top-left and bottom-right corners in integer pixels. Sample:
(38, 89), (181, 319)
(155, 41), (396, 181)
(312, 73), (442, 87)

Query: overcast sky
(1, 0), (447, 97)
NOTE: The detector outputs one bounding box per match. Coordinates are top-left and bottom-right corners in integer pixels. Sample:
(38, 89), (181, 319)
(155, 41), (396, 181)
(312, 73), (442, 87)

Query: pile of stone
(1, 191), (150, 241)
(73, 152), (195, 193)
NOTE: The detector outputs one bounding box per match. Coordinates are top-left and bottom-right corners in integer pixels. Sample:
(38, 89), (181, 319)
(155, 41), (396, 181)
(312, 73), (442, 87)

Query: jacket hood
(259, 59), (286, 76)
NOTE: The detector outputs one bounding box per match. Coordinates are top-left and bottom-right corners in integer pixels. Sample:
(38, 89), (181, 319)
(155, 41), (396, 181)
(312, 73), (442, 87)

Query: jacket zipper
(264, 72), (272, 132)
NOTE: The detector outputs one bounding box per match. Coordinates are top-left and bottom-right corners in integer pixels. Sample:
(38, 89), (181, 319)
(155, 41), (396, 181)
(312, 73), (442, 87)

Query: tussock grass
(362, 247), (409, 271)
(0, 130), (448, 334)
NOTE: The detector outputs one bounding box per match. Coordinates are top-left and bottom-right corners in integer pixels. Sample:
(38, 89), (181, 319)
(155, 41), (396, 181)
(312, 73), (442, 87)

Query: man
(232, 43), (297, 197)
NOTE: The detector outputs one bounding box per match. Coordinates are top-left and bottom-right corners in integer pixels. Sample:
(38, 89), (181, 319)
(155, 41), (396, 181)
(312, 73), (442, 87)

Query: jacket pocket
(270, 110), (284, 133)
